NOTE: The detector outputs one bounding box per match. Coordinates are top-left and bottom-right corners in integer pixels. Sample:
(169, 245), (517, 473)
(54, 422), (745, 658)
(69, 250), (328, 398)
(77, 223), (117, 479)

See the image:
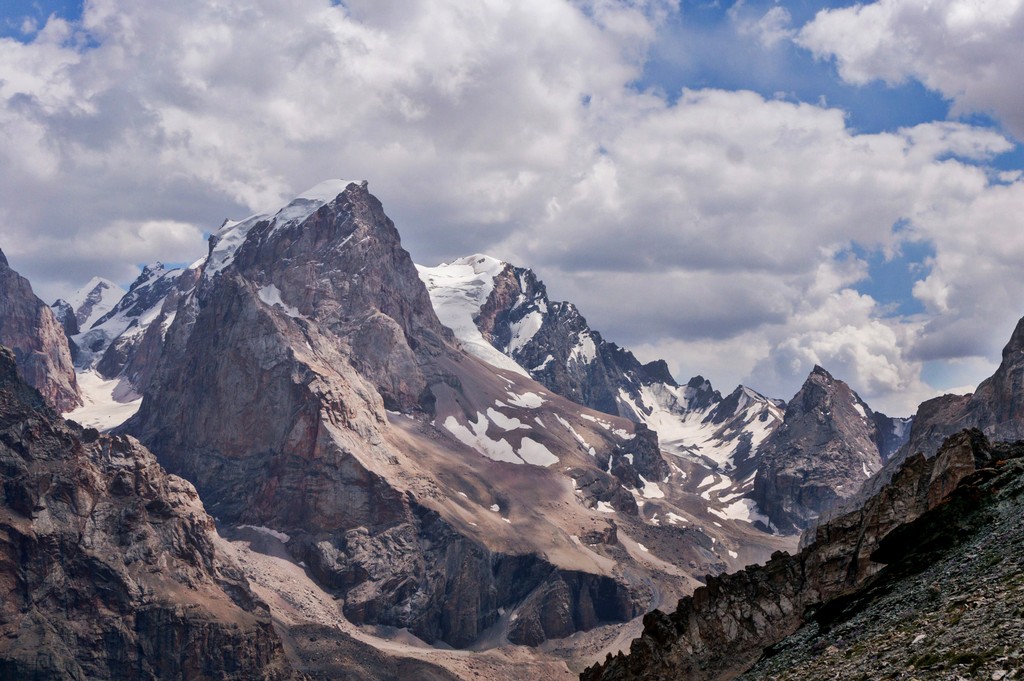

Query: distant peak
(0, 248), (7, 268)
(139, 262), (166, 278)
(686, 375), (712, 390)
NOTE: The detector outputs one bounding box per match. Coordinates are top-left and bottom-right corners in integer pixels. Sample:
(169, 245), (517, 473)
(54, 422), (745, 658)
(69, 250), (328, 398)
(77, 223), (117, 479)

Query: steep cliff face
(0, 249), (80, 412)
(0, 347), (293, 680)
(752, 366), (893, 534)
(581, 428), (1007, 681)
(124, 181), (699, 649)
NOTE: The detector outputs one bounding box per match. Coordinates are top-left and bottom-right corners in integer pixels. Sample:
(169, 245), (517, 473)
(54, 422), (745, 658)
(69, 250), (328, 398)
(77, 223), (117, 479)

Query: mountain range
(0, 180), (1020, 679)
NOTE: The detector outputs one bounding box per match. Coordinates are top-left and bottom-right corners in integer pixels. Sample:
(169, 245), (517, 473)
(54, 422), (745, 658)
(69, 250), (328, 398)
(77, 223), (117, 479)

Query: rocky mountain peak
(752, 367), (885, 534)
(0, 247), (7, 267)
(67, 276), (125, 330)
(897, 312), (1024, 467)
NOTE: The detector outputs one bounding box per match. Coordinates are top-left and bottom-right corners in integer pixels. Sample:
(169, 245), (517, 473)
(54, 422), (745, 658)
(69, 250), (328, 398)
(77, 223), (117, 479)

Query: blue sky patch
(849, 238), (935, 316)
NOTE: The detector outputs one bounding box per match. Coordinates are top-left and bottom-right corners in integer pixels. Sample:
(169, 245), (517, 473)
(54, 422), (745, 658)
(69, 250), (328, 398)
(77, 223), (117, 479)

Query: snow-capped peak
(67, 276), (125, 331)
(206, 179), (366, 277)
(417, 255), (528, 377)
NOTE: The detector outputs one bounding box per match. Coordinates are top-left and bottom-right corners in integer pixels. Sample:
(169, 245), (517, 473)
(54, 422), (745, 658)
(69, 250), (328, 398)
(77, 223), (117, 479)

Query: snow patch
(505, 391), (544, 408)
(238, 525), (291, 542)
(257, 284), (302, 318)
(442, 414), (521, 465)
(638, 475), (665, 499)
(417, 256), (529, 376)
(665, 512), (687, 525)
(517, 437), (558, 467)
(596, 501), (615, 513)
(709, 498), (772, 526)
(486, 407), (525, 431)
(65, 370), (142, 431)
(508, 310), (544, 354)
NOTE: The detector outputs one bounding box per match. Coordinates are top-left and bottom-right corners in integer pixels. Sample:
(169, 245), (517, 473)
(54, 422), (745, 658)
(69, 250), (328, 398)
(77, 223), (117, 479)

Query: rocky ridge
(0, 248), (80, 412)
(419, 256), (785, 476)
(739, 436), (1024, 680)
(420, 257), (912, 537)
(580, 427), (1000, 681)
(69, 263), (185, 385)
(0, 345), (294, 679)
(900, 317), (1024, 464)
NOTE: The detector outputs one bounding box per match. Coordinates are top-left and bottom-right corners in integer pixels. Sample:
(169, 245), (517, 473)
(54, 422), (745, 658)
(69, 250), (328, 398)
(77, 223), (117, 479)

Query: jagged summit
(207, 179), (367, 276)
(810, 363), (832, 378)
(753, 366), (890, 534)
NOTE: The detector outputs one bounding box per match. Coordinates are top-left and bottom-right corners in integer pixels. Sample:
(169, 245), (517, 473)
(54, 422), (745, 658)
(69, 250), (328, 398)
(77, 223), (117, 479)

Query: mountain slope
(121, 180), (781, 650)
(0, 248), (80, 412)
(0, 346), (294, 679)
(739, 434), (1024, 680)
(419, 256), (786, 490)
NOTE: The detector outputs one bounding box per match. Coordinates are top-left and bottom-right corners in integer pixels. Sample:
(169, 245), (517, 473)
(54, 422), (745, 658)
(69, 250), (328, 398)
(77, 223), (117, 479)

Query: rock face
(124, 181), (674, 649)
(752, 366), (906, 534)
(580, 428), (1009, 681)
(739, 439), (1024, 680)
(0, 249), (80, 412)
(0, 346), (293, 679)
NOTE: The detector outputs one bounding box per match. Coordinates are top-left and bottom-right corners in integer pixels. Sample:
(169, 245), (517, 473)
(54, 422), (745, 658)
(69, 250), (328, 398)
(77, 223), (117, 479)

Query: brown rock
(0, 249), (80, 411)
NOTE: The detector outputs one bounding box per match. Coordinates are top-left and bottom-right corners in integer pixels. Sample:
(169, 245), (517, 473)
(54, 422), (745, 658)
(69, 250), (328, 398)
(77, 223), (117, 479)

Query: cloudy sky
(2, 0), (1023, 415)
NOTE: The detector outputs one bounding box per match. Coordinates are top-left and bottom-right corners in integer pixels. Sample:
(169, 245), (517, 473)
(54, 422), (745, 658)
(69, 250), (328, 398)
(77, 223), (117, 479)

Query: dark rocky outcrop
(752, 366), (894, 534)
(0, 346), (294, 679)
(581, 428), (1006, 681)
(0, 248), (80, 412)
(739, 437), (1024, 680)
(50, 299), (79, 338)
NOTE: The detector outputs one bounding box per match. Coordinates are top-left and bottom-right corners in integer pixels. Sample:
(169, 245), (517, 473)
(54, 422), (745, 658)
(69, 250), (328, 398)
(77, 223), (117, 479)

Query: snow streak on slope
(417, 255), (530, 376)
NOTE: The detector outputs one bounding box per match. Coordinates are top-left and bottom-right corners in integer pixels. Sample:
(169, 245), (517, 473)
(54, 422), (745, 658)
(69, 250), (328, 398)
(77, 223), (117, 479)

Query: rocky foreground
(581, 429), (1024, 680)
(740, 437), (1024, 679)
